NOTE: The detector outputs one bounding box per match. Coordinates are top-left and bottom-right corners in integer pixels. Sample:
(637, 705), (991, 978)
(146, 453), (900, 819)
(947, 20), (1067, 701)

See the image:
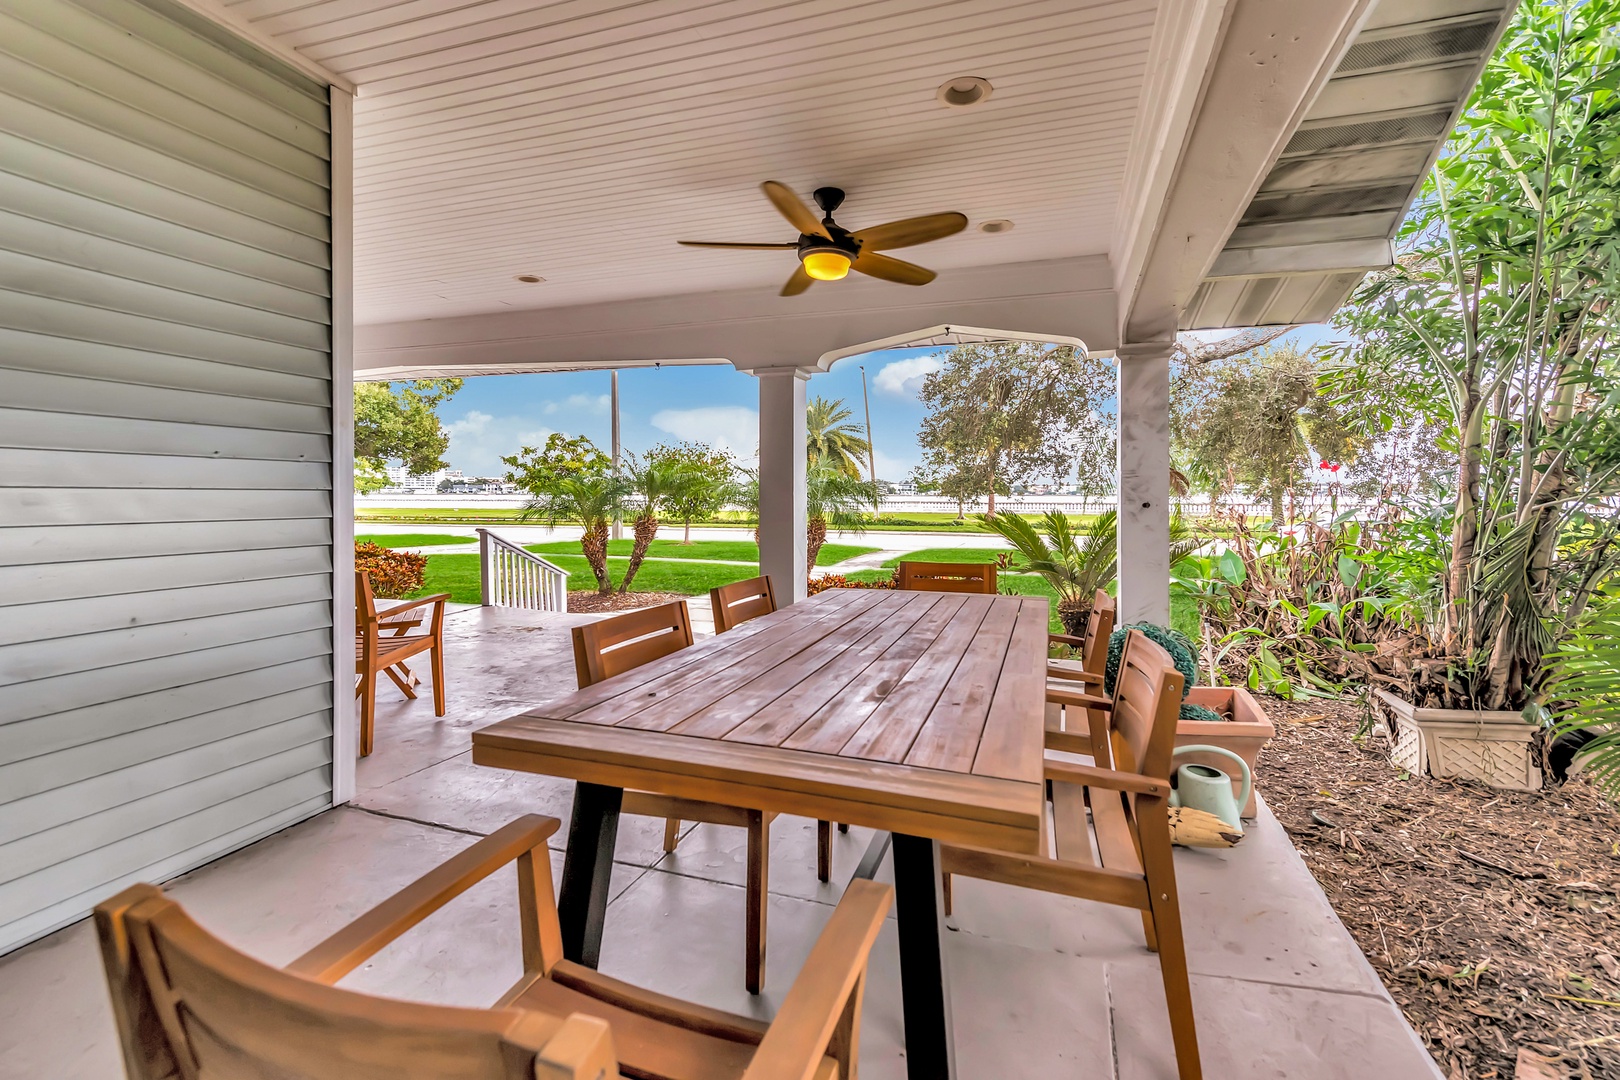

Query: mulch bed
(566, 590), (692, 615)
(1256, 696), (1620, 1079)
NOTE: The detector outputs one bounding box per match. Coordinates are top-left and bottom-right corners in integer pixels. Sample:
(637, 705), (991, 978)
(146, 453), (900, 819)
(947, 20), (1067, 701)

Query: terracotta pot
(1373, 689), (1541, 791)
(1177, 686), (1274, 818)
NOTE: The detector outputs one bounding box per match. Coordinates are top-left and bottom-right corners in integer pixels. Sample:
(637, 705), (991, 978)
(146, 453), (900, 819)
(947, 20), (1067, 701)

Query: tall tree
(806, 396), (871, 479)
(912, 343), (1111, 516)
(620, 457), (685, 591)
(502, 433), (610, 490)
(1180, 345), (1361, 521)
(353, 379), (463, 492)
(642, 442), (737, 543)
(507, 434), (620, 595)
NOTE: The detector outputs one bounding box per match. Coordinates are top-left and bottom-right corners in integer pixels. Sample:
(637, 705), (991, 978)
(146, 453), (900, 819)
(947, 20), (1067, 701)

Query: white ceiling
(221, 0), (1158, 325)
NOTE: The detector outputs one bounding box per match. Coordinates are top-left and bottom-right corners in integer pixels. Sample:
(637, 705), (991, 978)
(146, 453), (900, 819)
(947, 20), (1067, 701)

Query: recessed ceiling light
(937, 76), (993, 108)
(978, 219), (1014, 233)
(515, 274), (544, 283)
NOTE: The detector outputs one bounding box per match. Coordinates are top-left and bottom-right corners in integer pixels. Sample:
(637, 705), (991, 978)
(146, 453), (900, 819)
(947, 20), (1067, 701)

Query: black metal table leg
(557, 781), (622, 968)
(891, 832), (957, 1080)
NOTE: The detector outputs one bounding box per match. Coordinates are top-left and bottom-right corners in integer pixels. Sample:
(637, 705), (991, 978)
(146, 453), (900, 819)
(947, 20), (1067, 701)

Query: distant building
(382, 466), (460, 493)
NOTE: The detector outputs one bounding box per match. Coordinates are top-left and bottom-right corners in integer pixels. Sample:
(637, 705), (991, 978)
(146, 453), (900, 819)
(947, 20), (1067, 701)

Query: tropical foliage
(806, 396), (871, 479)
(641, 442), (737, 542)
(516, 468), (628, 595)
(354, 541), (427, 599)
(353, 379), (463, 493)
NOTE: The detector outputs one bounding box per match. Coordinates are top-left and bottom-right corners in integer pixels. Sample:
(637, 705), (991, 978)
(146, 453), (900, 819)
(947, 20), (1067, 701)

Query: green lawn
(357, 506), (1105, 534)
(522, 539), (876, 566)
(880, 547), (1010, 568)
(417, 553), (765, 605)
(357, 533), (476, 547)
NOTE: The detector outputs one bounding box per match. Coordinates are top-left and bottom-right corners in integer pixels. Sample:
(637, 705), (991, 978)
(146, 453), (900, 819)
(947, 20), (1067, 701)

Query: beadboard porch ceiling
(218, 0), (1160, 325)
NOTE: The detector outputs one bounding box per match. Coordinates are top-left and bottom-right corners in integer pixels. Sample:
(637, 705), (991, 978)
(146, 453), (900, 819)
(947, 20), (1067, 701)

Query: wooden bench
(96, 814), (892, 1080)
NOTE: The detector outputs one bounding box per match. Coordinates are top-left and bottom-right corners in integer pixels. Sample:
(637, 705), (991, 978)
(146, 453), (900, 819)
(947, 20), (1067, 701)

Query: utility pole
(610, 369), (623, 541)
(860, 365), (880, 520)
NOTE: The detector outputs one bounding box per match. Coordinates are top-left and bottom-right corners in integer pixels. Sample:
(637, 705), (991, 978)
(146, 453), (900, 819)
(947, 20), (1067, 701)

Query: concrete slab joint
(1115, 341), (1174, 627)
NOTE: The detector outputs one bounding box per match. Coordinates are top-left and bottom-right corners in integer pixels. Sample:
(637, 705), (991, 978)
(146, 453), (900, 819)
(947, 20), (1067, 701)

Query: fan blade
(678, 240), (798, 249)
(851, 250), (936, 286)
(852, 212), (967, 251)
(780, 264), (813, 296)
(762, 181), (829, 239)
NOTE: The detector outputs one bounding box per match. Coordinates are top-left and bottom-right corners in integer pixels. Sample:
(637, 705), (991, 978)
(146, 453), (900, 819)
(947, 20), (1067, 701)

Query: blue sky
(440, 346), (945, 481)
(439, 328), (1341, 481)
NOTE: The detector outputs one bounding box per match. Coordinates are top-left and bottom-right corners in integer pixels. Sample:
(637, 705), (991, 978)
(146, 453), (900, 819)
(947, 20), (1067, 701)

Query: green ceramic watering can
(1169, 745), (1253, 832)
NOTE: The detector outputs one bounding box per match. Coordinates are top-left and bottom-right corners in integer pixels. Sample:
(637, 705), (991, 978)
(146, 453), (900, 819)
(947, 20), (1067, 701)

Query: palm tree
(807, 463), (879, 568)
(519, 474), (627, 594)
(621, 458), (685, 592)
(807, 396), (871, 480)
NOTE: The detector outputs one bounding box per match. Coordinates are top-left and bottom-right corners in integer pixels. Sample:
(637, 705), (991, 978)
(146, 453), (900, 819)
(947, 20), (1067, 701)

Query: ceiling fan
(678, 181), (968, 297)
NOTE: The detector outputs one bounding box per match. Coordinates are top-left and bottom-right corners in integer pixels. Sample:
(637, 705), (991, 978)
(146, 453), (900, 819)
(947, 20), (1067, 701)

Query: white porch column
(1116, 341), (1173, 626)
(756, 368), (810, 604)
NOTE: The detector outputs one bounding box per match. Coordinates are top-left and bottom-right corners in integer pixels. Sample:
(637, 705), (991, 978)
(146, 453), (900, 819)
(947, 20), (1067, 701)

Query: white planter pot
(1373, 689), (1542, 792)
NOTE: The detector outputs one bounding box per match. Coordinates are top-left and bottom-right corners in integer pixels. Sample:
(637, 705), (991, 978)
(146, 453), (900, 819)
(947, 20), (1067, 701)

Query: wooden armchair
(96, 814), (892, 1080)
(708, 577), (843, 884)
(356, 571), (450, 757)
(939, 631), (1203, 1080)
(896, 560), (997, 593)
(1043, 589), (1115, 743)
(573, 602), (778, 994)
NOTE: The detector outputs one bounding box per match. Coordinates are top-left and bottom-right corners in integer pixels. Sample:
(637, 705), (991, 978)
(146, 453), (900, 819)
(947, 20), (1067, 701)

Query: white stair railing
(477, 529), (568, 611)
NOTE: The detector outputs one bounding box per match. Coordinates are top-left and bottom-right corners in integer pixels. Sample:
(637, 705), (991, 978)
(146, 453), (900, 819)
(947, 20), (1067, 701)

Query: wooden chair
(1044, 588), (1116, 753)
(710, 575), (777, 633)
(573, 602), (780, 994)
(939, 631), (1203, 1080)
(95, 814), (892, 1080)
(355, 571), (450, 757)
(896, 559), (997, 593)
(708, 576), (843, 884)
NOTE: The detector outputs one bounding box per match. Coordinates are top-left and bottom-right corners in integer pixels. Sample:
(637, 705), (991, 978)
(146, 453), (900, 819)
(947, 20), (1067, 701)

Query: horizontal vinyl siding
(0, 0), (334, 953)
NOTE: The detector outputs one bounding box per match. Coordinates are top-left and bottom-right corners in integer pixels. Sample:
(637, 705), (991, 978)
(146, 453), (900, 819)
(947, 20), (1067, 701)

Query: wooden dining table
(471, 587), (1049, 1080)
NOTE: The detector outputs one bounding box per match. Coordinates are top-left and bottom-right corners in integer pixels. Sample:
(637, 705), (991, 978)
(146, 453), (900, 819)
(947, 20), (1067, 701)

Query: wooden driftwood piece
(1168, 807), (1243, 848)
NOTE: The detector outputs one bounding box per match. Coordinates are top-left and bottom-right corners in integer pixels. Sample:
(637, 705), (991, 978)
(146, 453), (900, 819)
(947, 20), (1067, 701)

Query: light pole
(610, 369), (622, 541)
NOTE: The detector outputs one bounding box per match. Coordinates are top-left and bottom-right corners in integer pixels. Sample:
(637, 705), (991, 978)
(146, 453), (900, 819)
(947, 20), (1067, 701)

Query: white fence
(478, 528), (568, 611)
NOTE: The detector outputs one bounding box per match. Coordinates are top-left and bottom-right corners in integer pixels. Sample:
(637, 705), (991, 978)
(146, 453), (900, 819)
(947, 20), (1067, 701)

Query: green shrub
(1104, 623), (1197, 699)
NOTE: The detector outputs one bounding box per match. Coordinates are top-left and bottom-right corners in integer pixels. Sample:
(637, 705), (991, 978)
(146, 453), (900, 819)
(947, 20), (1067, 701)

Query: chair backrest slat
(97, 890), (555, 1080)
(896, 560), (997, 594)
(1081, 589), (1116, 674)
(572, 600), (695, 688)
(1106, 630), (1184, 781)
(355, 571), (380, 630)
(710, 575), (776, 633)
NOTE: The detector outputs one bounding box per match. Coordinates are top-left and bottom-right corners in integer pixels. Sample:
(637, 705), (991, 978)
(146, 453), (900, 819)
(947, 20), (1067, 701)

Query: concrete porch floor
(0, 603), (1442, 1080)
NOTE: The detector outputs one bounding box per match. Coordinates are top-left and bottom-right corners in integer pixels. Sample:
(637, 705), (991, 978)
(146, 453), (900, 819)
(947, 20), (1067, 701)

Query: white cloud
(873, 355), (941, 398)
(444, 410), (553, 477)
(543, 393), (610, 416)
(651, 406), (758, 464)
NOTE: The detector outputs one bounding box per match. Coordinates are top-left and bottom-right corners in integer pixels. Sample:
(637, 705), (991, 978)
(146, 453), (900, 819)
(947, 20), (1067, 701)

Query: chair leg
(1138, 797), (1201, 1080)
(359, 671), (376, 758)
(430, 643), (446, 716)
(745, 810), (768, 994)
(663, 818), (681, 853)
(817, 820), (832, 882)
(942, 871), (953, 918)
(1141, 910), (1160, 952)
(384, 664), (418, 700)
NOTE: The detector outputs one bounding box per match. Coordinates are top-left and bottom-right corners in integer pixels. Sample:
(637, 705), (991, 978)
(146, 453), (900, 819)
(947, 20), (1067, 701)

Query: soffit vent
(1240, 183), (1414, 225)
(1339, 19), (1498, 74)
(1282, 109), (1452, 156)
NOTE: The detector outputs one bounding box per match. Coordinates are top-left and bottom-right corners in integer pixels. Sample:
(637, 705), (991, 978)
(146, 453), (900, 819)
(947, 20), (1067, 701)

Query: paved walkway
(0, 604), (1442, 1080)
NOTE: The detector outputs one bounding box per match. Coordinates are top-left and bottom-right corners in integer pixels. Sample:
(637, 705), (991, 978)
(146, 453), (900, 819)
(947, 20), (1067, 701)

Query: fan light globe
(802, 250), (852, 280)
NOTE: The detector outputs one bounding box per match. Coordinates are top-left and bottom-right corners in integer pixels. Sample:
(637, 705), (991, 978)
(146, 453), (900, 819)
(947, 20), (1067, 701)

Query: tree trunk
(806, 515), (828, 571)
(1445, 390), (1484, 651)
(619, 513), (658, 592)
(580, 520), (612, 594)
(682, 517), (692, 544)
(1269, 486), (1284, 526)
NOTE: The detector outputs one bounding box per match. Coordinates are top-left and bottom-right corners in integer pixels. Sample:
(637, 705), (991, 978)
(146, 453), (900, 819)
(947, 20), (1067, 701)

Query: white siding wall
(0, 0), (335, 953)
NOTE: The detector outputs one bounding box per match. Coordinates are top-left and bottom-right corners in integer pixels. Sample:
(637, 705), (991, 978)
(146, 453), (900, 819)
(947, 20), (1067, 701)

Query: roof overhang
(1180, 0), (1519, 329)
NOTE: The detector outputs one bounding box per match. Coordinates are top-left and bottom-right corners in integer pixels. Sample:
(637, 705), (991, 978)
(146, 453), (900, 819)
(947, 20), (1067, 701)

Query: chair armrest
(287, 815), (560, 984)
(1046, 685), (1112, 710)
(1044, 759), (1170, 798)
(373, 593), (452, 618)
(1048, 632), (1086, 648)
(1047, 665), (1103, 684)
(742, 879), (893, 1080)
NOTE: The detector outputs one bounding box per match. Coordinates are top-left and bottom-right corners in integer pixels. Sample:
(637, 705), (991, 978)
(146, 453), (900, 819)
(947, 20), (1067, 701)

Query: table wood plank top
(472, 589), (1049, 852)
